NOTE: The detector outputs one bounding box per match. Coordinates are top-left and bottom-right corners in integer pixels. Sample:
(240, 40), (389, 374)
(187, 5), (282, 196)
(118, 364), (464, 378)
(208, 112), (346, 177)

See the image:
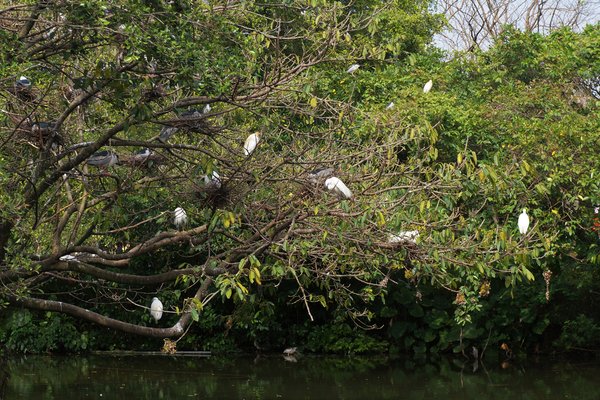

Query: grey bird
(31, 122), (56, 135)
(131, 148), (152, 163)
(308, 167), (334, 183)
(16, 76), (31, 89)
(158, 126), (178, 143)
(180, 109), (202, 118)
(87, 150), (119, 170)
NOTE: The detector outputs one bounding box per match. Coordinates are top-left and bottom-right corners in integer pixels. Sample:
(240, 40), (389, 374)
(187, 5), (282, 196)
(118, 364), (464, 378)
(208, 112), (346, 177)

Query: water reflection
(4, 354), (600, 399)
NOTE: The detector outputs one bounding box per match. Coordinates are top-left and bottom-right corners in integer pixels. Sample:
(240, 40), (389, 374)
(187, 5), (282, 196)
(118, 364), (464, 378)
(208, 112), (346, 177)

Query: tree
(435, 0), (600, 51)
(1, 0), (578, 352)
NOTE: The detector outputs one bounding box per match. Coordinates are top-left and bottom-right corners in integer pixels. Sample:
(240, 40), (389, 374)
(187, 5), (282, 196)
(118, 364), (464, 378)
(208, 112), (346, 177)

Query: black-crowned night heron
(308, 167), (334, 183)
(131, 148), (152, 162)
(158, 126), (178, 143)
(86, 150), (119, 170)
(16, 76), (31, 89)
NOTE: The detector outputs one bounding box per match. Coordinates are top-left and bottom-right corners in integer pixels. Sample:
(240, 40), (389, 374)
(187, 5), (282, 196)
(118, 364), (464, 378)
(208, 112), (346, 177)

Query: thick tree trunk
(0, 220), (13, 263)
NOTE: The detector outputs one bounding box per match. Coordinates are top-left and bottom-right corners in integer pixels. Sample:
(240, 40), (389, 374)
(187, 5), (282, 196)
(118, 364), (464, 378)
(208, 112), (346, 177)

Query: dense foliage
(0, 0), (599, 357)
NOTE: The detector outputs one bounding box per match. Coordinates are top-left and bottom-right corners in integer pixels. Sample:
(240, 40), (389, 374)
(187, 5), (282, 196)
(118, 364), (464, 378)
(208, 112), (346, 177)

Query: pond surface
(3, 353), (600, 399)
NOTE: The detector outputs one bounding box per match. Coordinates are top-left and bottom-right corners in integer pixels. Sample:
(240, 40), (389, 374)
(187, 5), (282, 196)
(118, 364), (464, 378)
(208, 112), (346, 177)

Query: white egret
(150, 297), (163, 321)
(244, 132), (261, 156)
(203, 104), (211, 114)
(518, 209), (529, 235)
(386, 102), (394, 110)
(59, 254), (78, 262)
(174, 207), (187, 228)
(423, 79), (433, 93)
(388, 230), (419, 244)
(325, 177), (352, 199)
(204, 170), (221, 189)
(87, 150), (119, 170)
(346, 64), (360, 74)
(283, 347), (297, 356)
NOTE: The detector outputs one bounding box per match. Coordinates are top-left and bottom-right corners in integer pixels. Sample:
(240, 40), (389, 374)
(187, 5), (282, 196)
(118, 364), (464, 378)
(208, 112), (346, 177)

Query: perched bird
(518, 209), (530, 235)
(59, 254), (78, 262)
(388, 230), (419, 245)
(31, 121), (56, 135)
(283, 347), (297, 356)
(16, 76), (31, 89)
(244, 132), (261, 156)
(150, 297), (163, 322)
(158, 126), (178, 143)
(308, 167), (334, 183)
(346, 64), (360, 74)
(31, 122), (60, 149)
(180, 109), (202, 118)
(386, 102), (394, 110)
(131, 148), (152, 163)
(203, 170), (221, 189)
(423, 79), (433, 93)
(174, 207), (187, 228)
(325, 177), (352, 199)
(203, 104), (211, 114)
(86, 150), (119, 170)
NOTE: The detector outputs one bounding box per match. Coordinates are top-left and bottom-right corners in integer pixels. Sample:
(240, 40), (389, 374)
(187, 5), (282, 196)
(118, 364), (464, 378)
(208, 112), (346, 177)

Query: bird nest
(189, 182), (230, 209)
(167, 113), (217, 136)
(5, 112), (63, 149)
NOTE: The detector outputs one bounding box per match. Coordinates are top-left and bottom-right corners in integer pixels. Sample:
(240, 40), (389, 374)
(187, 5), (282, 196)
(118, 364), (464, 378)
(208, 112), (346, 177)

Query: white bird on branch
(174, 207), (187, 228)
(347, 64), (360, 74)
(150, 297), (163, 322)
(325, 177), (352, 199)
(518, 209), (530, 235)
(59, 254), (79, 262)
(388, 230), (420, 244)
(386, 102), (394, 110)
(244, 132), (261, 156)
(283, 347), (297, 356)
(423, 79), (433, 93)
(203, 104), (211, 114)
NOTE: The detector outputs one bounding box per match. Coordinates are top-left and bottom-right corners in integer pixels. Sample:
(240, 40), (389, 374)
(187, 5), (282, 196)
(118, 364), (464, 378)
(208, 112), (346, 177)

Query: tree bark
(7, 277), (213, 338)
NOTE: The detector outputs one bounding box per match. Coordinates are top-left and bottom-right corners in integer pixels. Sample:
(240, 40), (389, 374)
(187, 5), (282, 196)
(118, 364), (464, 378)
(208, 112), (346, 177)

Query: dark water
(3, 353), (600, 399)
